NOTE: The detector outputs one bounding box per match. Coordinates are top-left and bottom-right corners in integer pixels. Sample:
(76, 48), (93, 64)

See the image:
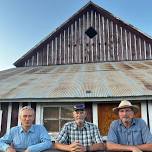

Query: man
(107, 100), (152, 152)
(0, 106), (52, 152)
(54, 103), (105, 152)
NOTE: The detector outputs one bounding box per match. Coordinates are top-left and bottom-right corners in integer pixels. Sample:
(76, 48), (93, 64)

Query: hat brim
(113, 105), (139, 115)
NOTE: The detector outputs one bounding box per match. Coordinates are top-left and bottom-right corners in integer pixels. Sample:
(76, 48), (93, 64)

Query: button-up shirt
(56, 121), (103, 146)
(107, 118), (152, 145)
(0, 125), (52, 152)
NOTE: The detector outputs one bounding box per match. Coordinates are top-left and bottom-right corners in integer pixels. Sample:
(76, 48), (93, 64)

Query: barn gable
(14, 1), (152, 67)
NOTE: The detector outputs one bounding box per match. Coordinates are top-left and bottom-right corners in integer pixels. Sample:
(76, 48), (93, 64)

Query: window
(43, 106), (73, 133)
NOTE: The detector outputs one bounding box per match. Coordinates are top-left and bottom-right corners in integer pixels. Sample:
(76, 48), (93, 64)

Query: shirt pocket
(132, 128), (143, 145)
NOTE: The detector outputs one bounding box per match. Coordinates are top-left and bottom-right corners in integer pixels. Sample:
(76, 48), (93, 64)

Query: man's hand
(130, 146), (143, 152)
(6, 147), (16, 152)
(69, 141), (86, 152)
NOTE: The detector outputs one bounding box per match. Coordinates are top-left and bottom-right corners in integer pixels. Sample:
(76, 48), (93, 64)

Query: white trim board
(0, 110), (2, 132)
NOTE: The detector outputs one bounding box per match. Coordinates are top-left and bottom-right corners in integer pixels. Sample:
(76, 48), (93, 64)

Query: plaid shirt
(56, 121), (103, 146)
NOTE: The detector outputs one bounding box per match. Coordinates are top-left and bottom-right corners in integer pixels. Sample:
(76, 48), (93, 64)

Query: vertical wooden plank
(71, 24), (74, 63)
(139, 38), (142, 60)
(68, 27), (70, 64)
(98, 14), (102, 62)
(82, 14), (85, 63)
(59, 33), (62, 64)
(102, 16), (105, 61)
(149, 43), (152, 59)
(111, 21), (115, 61)
(125, 29), (128, 60)
(55, 37), (57, 64)
(144, 40), (146, 59)
(37, 52), (39, 66)
(73, 21), (76, 63)
(134, 35), (137, 60)
(78, 18), (81, 63)
(107, 19), (110, 61)
(116, 24), (119, 61)
(120, 27), (123, 60)
(63, 30), (66, 64)
(51, 40), (54, 64)
(47, 43), (49, 65)
(32, 56), (34, 66)
(95, 11), (98, 62)
(129, 32), (132, 60)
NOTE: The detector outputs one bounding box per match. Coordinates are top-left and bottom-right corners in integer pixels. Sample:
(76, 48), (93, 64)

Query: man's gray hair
(19, 106), (35, 116)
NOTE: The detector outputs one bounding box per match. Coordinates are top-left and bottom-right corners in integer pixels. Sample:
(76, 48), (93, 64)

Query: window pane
(60, 120), (72, 129)
(43, 107), (59, 119)
(44, 120), (59, 132)
(61, 107), (73, 118)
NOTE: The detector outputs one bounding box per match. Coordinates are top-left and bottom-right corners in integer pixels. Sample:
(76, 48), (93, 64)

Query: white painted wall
(0, 110), (2, 132)
(6, 102), (12, 132)
(36, 103), (41, 124)
(148, 101), (152, 132)
(92, 103), (98, 126)
(141, 102), (148, 124)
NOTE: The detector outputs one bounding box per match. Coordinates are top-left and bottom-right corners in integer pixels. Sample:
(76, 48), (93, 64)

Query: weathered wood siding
(15, 6), (152, 67)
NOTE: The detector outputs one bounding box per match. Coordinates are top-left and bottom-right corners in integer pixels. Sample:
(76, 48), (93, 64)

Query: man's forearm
(89, 143), (105, 151)
(54, 143), (70, 152)
(106, 142), (138, 151)
(136, 143), (152, 151)
(27, 141), (52, 152)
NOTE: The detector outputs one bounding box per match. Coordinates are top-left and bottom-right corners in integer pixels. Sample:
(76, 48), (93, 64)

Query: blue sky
(0, 0), (152, 71)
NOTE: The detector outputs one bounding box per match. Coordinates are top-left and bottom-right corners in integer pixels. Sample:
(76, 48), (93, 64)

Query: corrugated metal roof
(0, 61), (152, 100)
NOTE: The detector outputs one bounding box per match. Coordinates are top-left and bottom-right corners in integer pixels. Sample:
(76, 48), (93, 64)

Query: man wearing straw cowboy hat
(107, 100), (152, 152)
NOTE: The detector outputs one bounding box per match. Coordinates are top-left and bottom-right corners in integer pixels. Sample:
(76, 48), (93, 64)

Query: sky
(0, 0), (152, 71)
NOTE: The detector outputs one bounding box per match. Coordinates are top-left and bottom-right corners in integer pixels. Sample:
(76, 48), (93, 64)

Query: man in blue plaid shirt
(54, 104), (105, 152)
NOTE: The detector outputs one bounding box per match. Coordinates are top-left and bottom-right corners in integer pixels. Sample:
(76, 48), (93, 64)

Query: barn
(0, 2), (152, 139)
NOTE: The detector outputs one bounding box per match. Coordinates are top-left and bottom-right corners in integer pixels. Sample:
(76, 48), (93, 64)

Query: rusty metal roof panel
(0, 60), (152, 99)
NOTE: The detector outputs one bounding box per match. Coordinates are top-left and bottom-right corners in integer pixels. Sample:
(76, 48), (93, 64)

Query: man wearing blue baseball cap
(54, 103), (105, 152)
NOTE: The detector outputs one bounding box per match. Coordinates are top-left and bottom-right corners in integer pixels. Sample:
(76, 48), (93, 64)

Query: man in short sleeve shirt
(107, 100), (152, 152)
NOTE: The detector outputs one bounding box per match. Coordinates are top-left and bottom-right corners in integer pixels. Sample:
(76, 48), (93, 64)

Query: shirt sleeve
(93, 124), (103, 143)
(140, 119), (152, 144)
(56, 124), (69, 144)
(0, 130), (13, 151)
(107, 121), (119, 143)
(27, 125), (52, 152)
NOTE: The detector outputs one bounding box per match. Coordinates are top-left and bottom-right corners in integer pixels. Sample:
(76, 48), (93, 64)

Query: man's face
(73, 110), (86, 125)
(118, 107), (134, 124)
(19, 109), (35, 128)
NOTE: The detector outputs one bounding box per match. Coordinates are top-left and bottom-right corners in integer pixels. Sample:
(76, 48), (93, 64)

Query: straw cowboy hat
(113, 100), (139, 114)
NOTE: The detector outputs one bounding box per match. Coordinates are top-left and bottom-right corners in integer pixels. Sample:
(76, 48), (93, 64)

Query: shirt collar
(19, 125), (34, 133)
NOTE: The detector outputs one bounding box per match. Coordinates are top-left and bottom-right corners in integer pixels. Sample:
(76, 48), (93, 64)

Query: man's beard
(122, 117), (132, 124)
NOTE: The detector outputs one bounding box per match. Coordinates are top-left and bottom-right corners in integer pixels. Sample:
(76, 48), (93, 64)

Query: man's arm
(89, 143), (105, 151)
(54, 142), (86, 152)
(0, 130), (13, 152)
(106, 142), (142, 152)
(136, 143), (152, 151)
